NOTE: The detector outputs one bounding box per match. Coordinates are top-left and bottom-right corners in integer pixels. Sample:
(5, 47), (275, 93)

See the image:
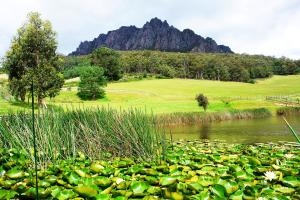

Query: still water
(167, 116), (300, 144)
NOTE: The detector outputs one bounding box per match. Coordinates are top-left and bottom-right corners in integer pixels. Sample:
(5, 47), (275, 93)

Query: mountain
(69, 18), (233, 55)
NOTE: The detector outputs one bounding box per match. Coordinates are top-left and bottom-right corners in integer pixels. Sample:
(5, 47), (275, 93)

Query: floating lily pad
(6, 168), (25, 179)
(130, 181), (149, 196)
(159, 176), (177, 186)
(74, 185), (98, 197)
(282, 176), (300, 187)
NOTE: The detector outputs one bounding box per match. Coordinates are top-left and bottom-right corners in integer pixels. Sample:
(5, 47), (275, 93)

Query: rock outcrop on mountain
(70, 18), (233, 55)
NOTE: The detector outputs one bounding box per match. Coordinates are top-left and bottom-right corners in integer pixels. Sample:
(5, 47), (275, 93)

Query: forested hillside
(63, 50), (300, 83)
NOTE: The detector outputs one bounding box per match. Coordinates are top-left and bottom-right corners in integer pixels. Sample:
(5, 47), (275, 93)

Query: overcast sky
(1, 0), (300, 59)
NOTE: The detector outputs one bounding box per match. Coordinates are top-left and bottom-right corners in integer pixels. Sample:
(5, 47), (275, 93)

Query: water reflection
(167, 116), (300, 144)
(199, 123), (210, 140)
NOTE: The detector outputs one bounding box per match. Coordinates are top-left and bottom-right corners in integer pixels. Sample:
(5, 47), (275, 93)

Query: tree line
(63, 50), (300, 83)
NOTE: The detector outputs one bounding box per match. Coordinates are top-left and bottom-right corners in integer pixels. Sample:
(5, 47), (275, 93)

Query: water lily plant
(264, 171), (277, 181)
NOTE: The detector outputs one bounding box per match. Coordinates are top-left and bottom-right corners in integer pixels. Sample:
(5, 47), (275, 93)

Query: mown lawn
(0, 75), (300, 114)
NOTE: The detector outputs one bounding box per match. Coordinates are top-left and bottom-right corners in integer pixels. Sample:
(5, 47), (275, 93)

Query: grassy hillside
(1, 75), (300, 114)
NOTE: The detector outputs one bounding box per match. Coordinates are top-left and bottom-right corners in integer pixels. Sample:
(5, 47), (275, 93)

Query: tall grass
(157, 108), (272, 126)
(277, 107), (300, 116)
(0, 108), (161, 166)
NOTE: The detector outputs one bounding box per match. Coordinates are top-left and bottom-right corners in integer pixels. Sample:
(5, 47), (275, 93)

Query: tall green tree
(2, 12), (64, 106)
(77, 67), (107, 100)
(90, 47), (122, 81)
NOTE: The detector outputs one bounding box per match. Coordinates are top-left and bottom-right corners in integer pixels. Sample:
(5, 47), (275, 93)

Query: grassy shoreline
(157, 108), (272, 126)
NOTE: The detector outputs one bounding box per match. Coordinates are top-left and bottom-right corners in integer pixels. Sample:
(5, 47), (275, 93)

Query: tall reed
(157, 108), (271, 126)
(277, 107), (300, 116)
(0, 108), (161, 166)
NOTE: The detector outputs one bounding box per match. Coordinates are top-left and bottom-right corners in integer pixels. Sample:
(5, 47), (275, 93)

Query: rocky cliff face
(70, 18), (233, 55)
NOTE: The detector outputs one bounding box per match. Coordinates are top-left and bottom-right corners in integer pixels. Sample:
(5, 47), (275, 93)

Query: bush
(77, 67), (107, 100)
(195, 94), (209, 111)
(248, 79), (256, 84)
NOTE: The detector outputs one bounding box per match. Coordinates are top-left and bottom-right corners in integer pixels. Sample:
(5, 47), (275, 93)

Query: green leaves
(77, 66), (107, 100)
(74, 185), (98, 198)
(282, 176), (300, 187)
(94, 177), (112, 187)
(6, 168), (25, 179)
(3, 12), (63, 104)
(159, 176), (177, 186)
(0, 189), (18, 200)
(66, 172), (81, 185)
(130, 181), (149, 196)
(0, 141), (299, 199)
(211, 184), (226, 198)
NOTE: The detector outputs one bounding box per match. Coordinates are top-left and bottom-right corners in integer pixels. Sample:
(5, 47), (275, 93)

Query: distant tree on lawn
(77, 67), (107, 100)
(195, 94), (209, 111)
(90, 47), (122, 81)
(2, 12), (63, 106)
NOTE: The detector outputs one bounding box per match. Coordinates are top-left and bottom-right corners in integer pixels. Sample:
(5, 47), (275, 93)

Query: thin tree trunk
(38, 96), (43, 108)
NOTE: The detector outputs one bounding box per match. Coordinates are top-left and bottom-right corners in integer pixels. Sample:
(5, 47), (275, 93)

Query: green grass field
(1, 75), (300, 114)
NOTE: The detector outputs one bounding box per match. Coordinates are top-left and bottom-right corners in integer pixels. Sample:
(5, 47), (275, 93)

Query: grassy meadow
(1, 74), (300, 114)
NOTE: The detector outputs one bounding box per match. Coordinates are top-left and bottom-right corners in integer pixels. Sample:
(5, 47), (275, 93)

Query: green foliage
(229, 67), (250, 82)
(195, 94), (209, 111)
(63, 65), (93, 80)
(62, 51), (299, 83)
(91, 47), (122, 81)
(118, 51), (299, 82)
(273, 58), (300, 75)
(61, 56), (90, 71)
(156, 64), (176, 78)
(0, 67), (7, 73)
(0, 141), (299, 199)
(62, 56), (91, 79)
(2, 12), (63, 105)
(77, 67), (107, 100)
(249, 66), (273, 79)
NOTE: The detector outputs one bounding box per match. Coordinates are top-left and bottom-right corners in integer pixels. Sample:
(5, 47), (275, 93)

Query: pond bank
(157, 108), (272, 126)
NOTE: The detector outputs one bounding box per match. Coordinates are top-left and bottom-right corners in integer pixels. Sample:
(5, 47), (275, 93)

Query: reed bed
(0, 108), (161, 166)
(277, 107), (300, 116)
(157, 108), (271, 126)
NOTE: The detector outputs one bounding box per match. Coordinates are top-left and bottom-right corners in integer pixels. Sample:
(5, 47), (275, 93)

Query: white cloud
(0, 0), (299, 59)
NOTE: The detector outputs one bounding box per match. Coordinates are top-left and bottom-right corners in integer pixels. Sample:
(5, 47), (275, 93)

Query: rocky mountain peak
(70, 18), (233, 55)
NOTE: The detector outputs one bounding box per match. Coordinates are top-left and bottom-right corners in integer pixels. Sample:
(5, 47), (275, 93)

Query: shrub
(77, 67), (107, 100)
(195, 94), (209, 111)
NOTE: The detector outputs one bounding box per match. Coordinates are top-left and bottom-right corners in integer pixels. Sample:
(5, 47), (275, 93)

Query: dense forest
(62, 50), (300, 83)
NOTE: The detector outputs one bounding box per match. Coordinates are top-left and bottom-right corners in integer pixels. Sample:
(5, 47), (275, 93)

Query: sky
(0, 0), (300, 59)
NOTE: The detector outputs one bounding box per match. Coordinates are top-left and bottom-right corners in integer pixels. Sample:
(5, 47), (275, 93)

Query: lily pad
(130, 181), (149, 196)
(159, 176), (177, 186)
(74, 185), (98, 198)
(6, 168), (25, 179)
(211, 184), (226, 198)
(282, 176), (300, 187)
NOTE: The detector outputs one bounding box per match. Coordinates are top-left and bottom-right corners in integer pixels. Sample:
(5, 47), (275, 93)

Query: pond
(167, 116), (300, 144)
